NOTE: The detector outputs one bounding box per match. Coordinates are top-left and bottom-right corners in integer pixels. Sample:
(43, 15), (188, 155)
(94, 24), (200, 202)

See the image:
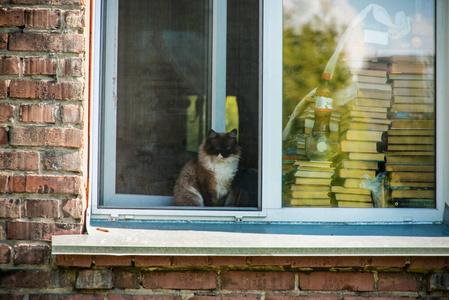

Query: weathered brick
(0, 269), (51, 288)
(410, 257), (447, 269)
(10, 127), (83, 148)
(25, 199), (60, 218)
(7, 221), (82, 241)
(0, 56), (20, 75)
(62, 104), (83, 124)
(25, 9), (60, 28)
(377, 272), (424, 291)
(134, 256), (171, 267)
(211, 256), (247, 266)
(63, 58), (83, 77)
(30, 295), (103, 300)
(95, 255), (133, 266)
(0, 103), (14, 122)
(0, 151), (39, 170)
(20, 103), (56, 123)
(64, 10), (83, 29)
(221, 271), (295, 291)
(108, 296), (180, 300)
(292, 257), (371, 268)
(10, 80), (83, 100)
(55, 254), (92, 267)
(0, 294), (22, 300)
(0, 243), (11, 264)
(0, 80), (7, 99)
(9, 33), (84, 53)
(250, 256), (292, 266)
(192, 297), (260, 300)
(62, 198), (83, 219)
(76, 269), (113, 289)
(11, 0), (84, 4)
(172, 256), (209, 266)
(0, 199), (20, 218)
(0, 33), (8, 50)
(10, 175), (82, 194)
(299, 271), (374, 292)
(23, 57), (57, 75)
(266, 296), (340, 300)
(0, 175), (8, 193)
(43, 150), (82, 172)
(369, 256), (407, 267)
(143, 271), (216, 290)
(13, 243), (51, 265)
(113, 269), (141, 289)
(429, 273), (449, 291)
(0, 8), (25, 27)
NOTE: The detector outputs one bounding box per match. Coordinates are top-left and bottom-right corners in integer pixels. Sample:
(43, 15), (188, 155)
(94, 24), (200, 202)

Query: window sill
(52, 223), (449, 256)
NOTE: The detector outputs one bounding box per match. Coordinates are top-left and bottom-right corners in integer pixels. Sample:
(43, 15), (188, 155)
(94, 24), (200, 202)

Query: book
(295, 170), (334, 178)
(340, 130), (384, 142)
(389, 73), (434, 80)
(342, 117), (392, 125)
(348, 152), (385, 161)
(393, 88), (434, 97)
(388, 112), (435, 120)
(390, 181), (435, 188)
(390, 119), (434, 129)
(343, 178), (367, 188)
(388, 62), (434, 74)
(347, 104), (387, 113)
(340, 160), (379, 170)
(386, 156), (435, 165)
(291, 184), (330, 191)
(335, 193), (373, 202)
(339, 121), (389, 132)
(340, 140), (382, 153)
(295, 177), (333, 185)
(392, 80), (434, 88)
(392, 198), (436, 208)
(331, 186), (371, 195)
(292, 190), (330, 199)
(339, 168), (376, 179)
(295, 160), (333, 167)
(350, 68), (387, 77)
(391, 189), (435, 199)
(387, 136), (434, 144)
(390, 172), (435, 182)
(341, 110), (387, 120)
(347, 60), (388, 71)
(386, 165), (435, 172)
(393, 96), (434, 104)
(390, 104), (434, 113)
(387, 129), (435, 136)
(349, 98), (391, 108)
(352, 74), (387, 84)
(338, 201), (374, 208)
(387, 144), (434, 151)
(290, 199), (332, 206)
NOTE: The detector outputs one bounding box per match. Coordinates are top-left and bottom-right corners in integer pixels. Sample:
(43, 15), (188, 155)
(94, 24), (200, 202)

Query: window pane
(282, 0), (435, 208)
(102, 0), (260, 208)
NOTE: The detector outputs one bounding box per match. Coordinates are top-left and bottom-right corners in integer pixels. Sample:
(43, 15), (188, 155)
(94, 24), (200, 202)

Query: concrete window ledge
(52, 225), (449, 256)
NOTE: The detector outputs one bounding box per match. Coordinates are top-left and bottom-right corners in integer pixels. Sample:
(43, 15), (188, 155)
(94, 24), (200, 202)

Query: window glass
(101, 0), (260, 208)
(282, 0), (436, 208)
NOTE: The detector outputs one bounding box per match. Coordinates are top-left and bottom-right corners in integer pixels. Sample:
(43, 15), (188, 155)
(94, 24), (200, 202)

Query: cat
(174, 128), (241, 207)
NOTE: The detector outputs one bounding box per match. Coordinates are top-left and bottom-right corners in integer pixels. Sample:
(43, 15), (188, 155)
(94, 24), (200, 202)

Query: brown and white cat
(174, 128), (241, 206)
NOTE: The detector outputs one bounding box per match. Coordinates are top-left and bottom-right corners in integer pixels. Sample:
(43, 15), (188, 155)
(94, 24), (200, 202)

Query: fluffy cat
(174, 128), (241, 206)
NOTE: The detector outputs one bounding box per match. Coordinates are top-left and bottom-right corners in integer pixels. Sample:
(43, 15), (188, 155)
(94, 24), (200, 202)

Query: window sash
(90, 0), (449, 223)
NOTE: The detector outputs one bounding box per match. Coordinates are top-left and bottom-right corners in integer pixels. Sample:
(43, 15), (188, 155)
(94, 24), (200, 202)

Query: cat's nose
(217, 153), (224, 159)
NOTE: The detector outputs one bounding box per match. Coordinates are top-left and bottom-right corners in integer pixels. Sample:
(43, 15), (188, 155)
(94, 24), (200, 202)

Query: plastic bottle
(305, 73), (337, 161)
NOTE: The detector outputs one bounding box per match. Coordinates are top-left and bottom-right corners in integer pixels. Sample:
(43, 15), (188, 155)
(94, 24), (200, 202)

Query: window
(90, 0), (449, 224)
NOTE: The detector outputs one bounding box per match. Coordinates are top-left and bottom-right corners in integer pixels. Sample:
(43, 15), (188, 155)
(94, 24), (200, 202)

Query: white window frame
(90, 0), (449, 224)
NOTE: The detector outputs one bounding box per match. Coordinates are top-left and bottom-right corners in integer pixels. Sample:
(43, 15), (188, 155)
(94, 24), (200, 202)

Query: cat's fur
(174, 129), (241, 206)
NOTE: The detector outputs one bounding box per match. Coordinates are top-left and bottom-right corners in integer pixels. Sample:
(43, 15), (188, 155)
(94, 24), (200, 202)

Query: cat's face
(204, 129), (240, 158)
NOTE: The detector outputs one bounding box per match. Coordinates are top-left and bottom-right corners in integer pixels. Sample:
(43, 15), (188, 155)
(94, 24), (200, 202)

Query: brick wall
(1, 0), (449, 299)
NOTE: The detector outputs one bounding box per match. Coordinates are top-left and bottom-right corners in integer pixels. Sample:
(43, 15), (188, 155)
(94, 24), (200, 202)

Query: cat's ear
(228, 128), (238, 138)
(207, 129), (218, 139)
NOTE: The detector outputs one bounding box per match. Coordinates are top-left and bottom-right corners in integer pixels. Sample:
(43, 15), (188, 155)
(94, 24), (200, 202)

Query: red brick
(43, 150), (82, 172)
(0, 56), (20, 75)
(30, 295), (103, 300)
(0, 175), (8, 193)
(299, 271), (374, 292)
(13, 243), (51, 265)
(64, 10), (83, 29)
(0, 8), (25, 27)
(113, 269), (141, 289)
(95, 255), (133, 266)
(62, 198), (83, 219)
(20, 103), (56, 123)
(63, 58), (83, 76)
(221, 271), (295, 291)
(344, 298), (416, 300)
(292, 257), (370, 268)
(25, 199), (60, 218)
(62, 104), (83, 124)
(0, 294), (22, 300)
(134, 256), (171, 267)
(0, 80), (7, 98)
(0, 199), (20, 218)
(10, 80), (83, 100)
(23, 57), (57, 75)
(410, 257), (447, 269)
(267, 296), (341, 300)
(192, 297), (260, 300)
(0, 151), (39, 170)
(0, 269), (51, 288)
(10, 127), (83, 148)
(143, 271), (216, 290)
(11, 0), (84, 4)
(0, 103), (14, 122)
(377, 272), (424, 291)
(0, 243), (11, 264)
(10, 175), (82, 194)
(211, 256), (248, 266)
(250, 256), (292, 266)
(76, 269), (113, 289)
(6, 221), (82, 241)
(25, 9), (60, 28)
(0, 33), (7, 50)
(108, 296), (180, 300)
(173, 256), (209, 266)
(9, 33), (83, 53)
(55, 254), (92, 267)
(369, 256), (407, 267)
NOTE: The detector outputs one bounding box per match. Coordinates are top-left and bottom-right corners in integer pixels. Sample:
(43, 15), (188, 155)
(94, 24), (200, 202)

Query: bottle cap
(322, 73), (331, 80)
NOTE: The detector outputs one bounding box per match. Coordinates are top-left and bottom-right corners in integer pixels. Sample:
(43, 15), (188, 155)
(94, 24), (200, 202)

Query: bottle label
(315, 96), (333, 110)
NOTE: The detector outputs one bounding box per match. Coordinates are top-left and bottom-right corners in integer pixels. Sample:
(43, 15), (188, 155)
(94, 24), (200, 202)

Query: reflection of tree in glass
(283, 16), (350, 130)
